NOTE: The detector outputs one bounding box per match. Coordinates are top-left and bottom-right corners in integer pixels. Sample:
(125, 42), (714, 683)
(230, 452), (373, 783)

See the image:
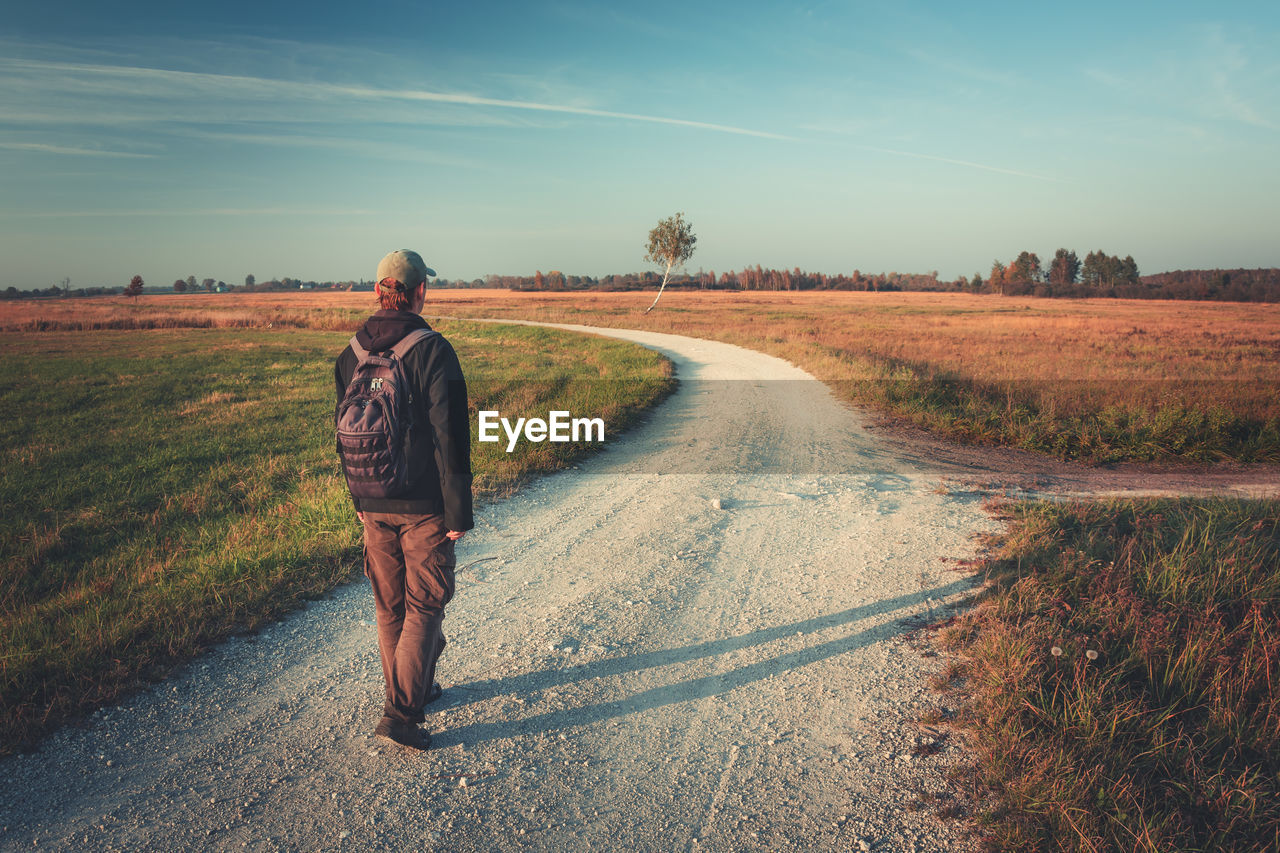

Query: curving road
(0, 325), (996, 852)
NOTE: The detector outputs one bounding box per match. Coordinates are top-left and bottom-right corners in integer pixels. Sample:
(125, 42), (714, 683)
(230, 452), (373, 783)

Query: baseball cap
(375, 249), (436, 291)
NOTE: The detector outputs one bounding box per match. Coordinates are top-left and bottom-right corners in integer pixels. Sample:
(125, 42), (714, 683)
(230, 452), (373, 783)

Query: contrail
(859, 144), (1064, 182)
(336, 84), (795, 140)
(0, 141), (154, 158)
(0, 58), (792, 141)
(15, 207), (375, 218)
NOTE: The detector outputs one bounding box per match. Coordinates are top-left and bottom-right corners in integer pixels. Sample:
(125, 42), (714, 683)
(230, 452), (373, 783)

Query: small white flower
(1085, 650), (1098, 661)
(1050, 646), (1063, 657)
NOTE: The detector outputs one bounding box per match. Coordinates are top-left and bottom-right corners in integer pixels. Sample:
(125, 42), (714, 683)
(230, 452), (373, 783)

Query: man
(334, 249), (473, 751)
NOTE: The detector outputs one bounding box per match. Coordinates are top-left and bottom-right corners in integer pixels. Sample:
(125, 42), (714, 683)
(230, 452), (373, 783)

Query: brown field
(7, 289), (1279, 461)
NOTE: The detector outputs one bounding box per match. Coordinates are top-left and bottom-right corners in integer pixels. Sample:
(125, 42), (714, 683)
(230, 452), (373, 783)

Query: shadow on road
(431, 578), (972, 748)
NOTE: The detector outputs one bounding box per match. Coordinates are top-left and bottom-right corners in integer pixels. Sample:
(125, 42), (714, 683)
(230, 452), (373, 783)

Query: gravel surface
(0, 325), (1001, 852)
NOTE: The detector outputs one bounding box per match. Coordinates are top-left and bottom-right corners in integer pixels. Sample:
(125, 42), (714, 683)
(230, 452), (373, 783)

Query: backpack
(335, 328), (437, 499)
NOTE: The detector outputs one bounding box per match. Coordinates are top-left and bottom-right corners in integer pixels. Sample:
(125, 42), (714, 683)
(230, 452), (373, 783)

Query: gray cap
(376, 249), (436, 291)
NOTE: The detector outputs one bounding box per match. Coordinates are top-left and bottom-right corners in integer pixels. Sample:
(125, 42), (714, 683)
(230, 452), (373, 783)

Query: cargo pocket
(431, 538), (457, 607)
(439, 537), (457, 570)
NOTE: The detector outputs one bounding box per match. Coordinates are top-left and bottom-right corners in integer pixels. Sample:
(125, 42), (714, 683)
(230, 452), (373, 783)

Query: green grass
(863, 374), (1279, 464)
(461, 323), (676, 496)
(935, 498), (1280, 851)
(0, 322), (673, 753)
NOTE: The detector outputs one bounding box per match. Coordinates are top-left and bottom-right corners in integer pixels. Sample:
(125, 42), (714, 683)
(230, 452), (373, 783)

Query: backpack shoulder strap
(388, 328), (438, 361)
(349, 328), (436, 364)
(349, 335), (369, 362)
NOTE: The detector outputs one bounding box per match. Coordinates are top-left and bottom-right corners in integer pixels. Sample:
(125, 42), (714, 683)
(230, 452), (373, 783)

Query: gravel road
(0, 325), (999, 852)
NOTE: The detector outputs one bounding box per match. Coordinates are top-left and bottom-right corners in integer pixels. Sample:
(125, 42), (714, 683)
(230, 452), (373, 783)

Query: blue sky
(2, 1), (1277, 290)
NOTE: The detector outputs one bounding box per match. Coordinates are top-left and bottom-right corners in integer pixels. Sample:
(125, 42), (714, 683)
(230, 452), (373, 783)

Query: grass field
(0, 320), (673, 753)
(13, 289), (1275, 462)
(935, 499), (1280, 852)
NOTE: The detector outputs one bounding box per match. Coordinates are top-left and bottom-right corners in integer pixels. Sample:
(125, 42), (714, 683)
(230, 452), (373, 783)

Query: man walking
(335, 249), (473, 750)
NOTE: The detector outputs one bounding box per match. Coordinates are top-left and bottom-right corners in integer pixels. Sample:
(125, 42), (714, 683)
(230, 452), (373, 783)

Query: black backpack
(335, 329), (437, 499)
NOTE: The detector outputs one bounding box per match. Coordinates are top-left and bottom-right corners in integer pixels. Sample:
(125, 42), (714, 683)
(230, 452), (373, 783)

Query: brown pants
(362, 513), (456, 725)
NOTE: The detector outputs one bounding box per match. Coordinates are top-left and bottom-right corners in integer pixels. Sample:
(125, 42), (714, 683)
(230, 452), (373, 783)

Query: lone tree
(643, 212), (696, 313)
(124, 275), (144, 301)
(173, 278), (187, 292)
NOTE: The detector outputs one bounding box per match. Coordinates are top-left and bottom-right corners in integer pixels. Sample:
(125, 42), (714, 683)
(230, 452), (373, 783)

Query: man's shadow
(431, 578), (972, 748)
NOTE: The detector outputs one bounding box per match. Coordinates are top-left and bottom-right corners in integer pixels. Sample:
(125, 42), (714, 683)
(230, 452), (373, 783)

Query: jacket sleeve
(334, 347), (359, 510)
(335, 351), (349, 405)
(424, 338), (474, 532)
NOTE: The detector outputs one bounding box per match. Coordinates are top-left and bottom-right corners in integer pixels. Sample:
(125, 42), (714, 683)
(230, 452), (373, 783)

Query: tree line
(980, 249), (1141, 297)
(3, 272), (364, 299)
(6, 262), (1278, 303)
(492, 255), (1280, 302)
(979, 251), (1279, 301)
(1135, 268), (1280, 302)
(495, 267), (951, 292)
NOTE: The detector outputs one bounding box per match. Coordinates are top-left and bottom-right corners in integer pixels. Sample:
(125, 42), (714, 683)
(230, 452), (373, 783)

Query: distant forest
(1134, 268), (1280, 302)
(5, 260), (1279, 303)
(477, 257), (1280, 302)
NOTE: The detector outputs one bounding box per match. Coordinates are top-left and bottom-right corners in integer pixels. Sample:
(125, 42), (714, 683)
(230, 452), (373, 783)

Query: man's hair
(376, 279), (421, 312)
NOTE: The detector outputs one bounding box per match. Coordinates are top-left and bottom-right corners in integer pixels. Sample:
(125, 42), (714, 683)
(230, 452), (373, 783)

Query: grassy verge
(0, 321), (673, 753)
(933, 498), (1280, 851)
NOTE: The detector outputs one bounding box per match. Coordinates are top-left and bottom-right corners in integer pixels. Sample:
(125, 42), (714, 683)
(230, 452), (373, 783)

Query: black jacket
(334, 310), (474, 531)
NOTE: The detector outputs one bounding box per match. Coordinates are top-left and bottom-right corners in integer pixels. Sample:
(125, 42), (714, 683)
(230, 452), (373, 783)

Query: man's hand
(357, 511), (365, 524)
(446, 530), (465, 541)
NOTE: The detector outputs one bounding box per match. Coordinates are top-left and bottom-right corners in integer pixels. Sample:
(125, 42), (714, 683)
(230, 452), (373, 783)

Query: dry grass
(936, 499), (1280, 851)
(0, 295), (361, 332)
(443, 290), (1279, 461)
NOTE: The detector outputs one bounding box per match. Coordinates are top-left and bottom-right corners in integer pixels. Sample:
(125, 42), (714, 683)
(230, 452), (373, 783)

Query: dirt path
(3, 324), (1269, 852)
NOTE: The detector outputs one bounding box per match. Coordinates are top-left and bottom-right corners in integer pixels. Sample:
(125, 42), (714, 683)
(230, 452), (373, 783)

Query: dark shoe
(424, 682), (444, 706)
(374, 717), (431, 751)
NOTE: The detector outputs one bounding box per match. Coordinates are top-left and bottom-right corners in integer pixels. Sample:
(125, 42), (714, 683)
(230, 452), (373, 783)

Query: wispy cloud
(177, 129), (483, 168)
(2, 51), (1065, 185)
(1083, 24), (1277, 132)
(11, 207), (375, 218)
(1203, 24), (1276, 130)
(0, 58), (792, 140)
(0, 141), (155, 158)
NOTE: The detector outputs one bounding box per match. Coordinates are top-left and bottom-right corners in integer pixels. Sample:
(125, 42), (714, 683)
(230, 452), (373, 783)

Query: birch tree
(643, 212), (696, 313)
